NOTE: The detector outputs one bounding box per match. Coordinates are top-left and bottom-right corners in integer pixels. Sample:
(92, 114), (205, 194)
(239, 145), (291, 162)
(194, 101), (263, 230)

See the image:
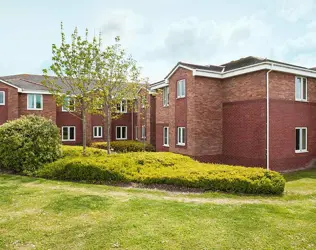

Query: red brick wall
(0, 82), (19, 123)
(19, 93), (56, 123)
(223, 100), (266, 168)
(0, 88), (8, 125)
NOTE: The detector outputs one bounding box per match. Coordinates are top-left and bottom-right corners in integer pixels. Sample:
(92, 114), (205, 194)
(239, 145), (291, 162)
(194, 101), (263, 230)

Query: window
(296, 127), (307, 153)
(62, 97), (75, 112)
(27, 94), (43, 110)
(62, 126), (76, 141)
(141, 125), (146, 139)
(177, 127), (186, 146)
(135, 126), (138, 140)
(163, 127), (169, 146)
(0, 91), (5, 105)
(117, 100), (127, 113)
(93, 126), (103, 138)
(177, 79), (186, 98)
(116, 126), (127, 140)
(295, 76), (307, 101)
(163, 86), (169, 107)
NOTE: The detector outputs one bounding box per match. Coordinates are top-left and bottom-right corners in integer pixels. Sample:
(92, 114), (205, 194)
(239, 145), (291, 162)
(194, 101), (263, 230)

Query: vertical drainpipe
(266, 64), (273, 171)
(131, 100), (134, 140)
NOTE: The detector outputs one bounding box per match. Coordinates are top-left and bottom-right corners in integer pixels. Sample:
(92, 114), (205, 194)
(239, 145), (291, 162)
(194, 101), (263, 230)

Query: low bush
(38, 148), (285, 195)
(91, 140), (155, 153)
(0, 115), (61, 175)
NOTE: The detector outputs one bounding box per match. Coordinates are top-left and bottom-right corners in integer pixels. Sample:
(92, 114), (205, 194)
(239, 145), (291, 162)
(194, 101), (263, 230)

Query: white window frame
(27, 94), (43, 110)
(177, 79), (186, 98)
(135, 126), (138, 140)
(117, 100), (127, 113)
(295, 127), (308, 153)
(177, 127), (186, 146)
(163, 127), (169, 147)
(295, 76), (307, 102)
(141, 125), (146, 139)
(163, 86), (169, 107)
(0, 91), (5, 105)
(62, 97), (75, 112)
(62, 126), (76, 142)
(93, 126), (103, 138)
(116, 126), (127, 140)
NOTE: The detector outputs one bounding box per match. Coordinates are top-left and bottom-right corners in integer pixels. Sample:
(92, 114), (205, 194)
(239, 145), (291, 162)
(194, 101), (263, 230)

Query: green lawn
(0, 169), (316, 250)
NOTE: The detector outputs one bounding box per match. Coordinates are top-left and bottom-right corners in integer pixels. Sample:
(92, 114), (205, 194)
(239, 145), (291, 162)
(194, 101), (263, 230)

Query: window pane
(98, 127), (102, 137)
(0, 92), (4, 104)
(302, 129), (307, 150)
(63, 127), (68, 140)
(94, 127), (97, 137)
(303, 79), (307, 100)
(28, 94), (34, 108)
(177, 82), (180, 97)
(182, 81), (185, 97)
(182, 128), (185, 143)
(296, 129), (300, 150)
(35, 95), (42, 109)
(69, 127), (75, 140)
(117, 127), (121, 139)
(122, 127), (126, 139)
(295, 77), (301, 100)
(117, 103), (121, 112)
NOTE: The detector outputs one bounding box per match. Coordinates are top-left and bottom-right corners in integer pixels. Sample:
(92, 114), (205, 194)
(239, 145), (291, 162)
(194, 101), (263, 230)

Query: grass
(0, 169), (316, 249)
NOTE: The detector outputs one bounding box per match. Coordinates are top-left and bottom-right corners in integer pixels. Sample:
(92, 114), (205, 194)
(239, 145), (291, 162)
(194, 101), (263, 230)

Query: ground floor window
(93, 126), (103, 138)
(141, 125), (146, 139)
(135, 126), (138, 140)
(177, 127), (186, 146)
(163, 127), (169, 146)
(116, 126), (127, 140)
(0, 91), (5, 105)
(62, 126), (76, 141)
(296, 127), (307, 153)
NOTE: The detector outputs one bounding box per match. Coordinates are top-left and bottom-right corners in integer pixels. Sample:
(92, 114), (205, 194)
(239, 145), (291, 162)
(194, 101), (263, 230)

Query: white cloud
(279, 0), (315, 22)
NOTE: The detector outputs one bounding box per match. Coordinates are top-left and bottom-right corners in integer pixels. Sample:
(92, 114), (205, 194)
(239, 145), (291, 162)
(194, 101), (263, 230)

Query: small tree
(42, 23), (100, 155)
(92, 37), (142, 154)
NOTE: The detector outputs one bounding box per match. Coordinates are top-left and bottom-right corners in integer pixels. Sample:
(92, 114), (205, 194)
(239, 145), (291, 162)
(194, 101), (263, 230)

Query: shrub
(91, 140), (155, 153)
(61, 145), (107, 157)
(38, 149), (285, 195)
(0, 115), (61, 175)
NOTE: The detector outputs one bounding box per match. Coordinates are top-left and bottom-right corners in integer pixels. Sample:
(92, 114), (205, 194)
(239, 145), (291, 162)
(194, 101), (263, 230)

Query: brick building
(0, 74), (137, 145)
(149, 56), (316, 171)
(1, 56), (316, 171)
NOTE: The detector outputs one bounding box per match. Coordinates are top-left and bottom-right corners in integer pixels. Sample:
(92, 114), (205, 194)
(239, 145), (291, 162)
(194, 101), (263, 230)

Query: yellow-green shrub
(91, 140), (155, 153)
(38, 149), (285, 195)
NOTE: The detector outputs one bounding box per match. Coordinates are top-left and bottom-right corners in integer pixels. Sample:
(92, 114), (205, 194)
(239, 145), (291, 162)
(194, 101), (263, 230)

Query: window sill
(0, 104), (5, 106)
(295, 150), (308, 154)
(163, 105), (169, 108)
(176, 96), (185, 99)
(62, 139), (76, 142)
(295, 99), (308, 102)
(27, 108), (43, 111)
(163, 144), (169, 147)
(116, 138), (127, 140)
(176, 143), (185, 146)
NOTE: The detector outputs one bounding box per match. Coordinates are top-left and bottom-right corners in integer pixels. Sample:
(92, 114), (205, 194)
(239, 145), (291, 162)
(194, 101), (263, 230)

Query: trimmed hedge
(0, 115), (61, 175)
(91, 140), (155, 153)
(38, 146), (285, 195)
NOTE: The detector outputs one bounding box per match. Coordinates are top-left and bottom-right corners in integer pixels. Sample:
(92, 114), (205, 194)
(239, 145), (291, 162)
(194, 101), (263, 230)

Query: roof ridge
(19, 78), (45, 87)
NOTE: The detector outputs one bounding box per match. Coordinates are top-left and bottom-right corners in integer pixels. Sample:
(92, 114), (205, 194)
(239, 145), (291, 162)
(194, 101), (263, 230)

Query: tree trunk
(106, 105), (111, 155)
(82, 108), (87, 156)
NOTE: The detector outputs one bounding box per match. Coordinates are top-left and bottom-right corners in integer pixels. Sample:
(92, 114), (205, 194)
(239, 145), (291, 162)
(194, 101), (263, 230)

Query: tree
(92, 36), (142, 154)
(42, 23), (100, 155)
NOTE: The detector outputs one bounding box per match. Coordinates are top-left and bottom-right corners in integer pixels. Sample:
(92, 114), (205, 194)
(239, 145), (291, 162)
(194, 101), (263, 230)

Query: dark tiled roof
(180, 62), (224, 72)
(220, 56), (265, 71)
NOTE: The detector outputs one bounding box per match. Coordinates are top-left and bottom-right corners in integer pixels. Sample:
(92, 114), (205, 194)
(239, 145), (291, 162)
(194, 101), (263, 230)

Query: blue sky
(1, 0), (316, 81)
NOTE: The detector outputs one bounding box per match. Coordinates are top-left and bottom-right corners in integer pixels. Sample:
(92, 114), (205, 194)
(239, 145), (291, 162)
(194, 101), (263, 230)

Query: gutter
(266, 64), (274, 171)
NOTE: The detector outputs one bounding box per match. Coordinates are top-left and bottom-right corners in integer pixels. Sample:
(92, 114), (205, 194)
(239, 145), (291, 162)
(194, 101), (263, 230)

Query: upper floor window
(116, 126), (127, 140)
(62, 126), (76, 141)
(117, 100), (127, 113)
(0, 91), (5, 105)
(295, 76), (307, 101)
(62, 97), (75, 112)
(177, 127), (186, 146)
(163, 127), (169, 146)
(177, 79), (186, 98)
(93, 126), (103, 138)
(163, 86), (169, 107)
(27, 94), (43, 110)
(296, 127), (307, 153)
